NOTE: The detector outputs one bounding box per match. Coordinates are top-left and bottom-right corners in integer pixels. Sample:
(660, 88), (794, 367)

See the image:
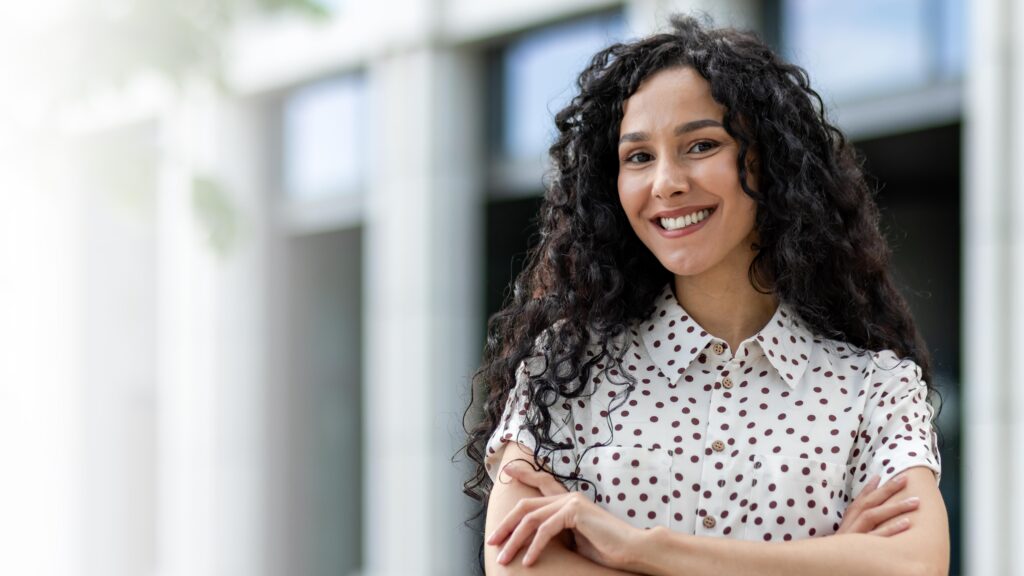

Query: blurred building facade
(29, 0), (1024, 574)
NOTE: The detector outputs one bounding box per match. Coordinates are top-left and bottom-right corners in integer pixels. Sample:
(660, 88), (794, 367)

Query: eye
(689, 140), (718, 154)
(624, 151), (653, 164)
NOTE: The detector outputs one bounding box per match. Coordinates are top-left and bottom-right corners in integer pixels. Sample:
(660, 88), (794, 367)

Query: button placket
(700, 357), (734, 535)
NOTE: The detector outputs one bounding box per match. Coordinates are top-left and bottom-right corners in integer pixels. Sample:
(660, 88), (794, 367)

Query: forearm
(626, 528), (928, 576)
(486, 538), (642, 576)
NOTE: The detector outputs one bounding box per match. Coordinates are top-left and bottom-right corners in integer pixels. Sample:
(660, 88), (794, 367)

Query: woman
(462, 14), (948, 575)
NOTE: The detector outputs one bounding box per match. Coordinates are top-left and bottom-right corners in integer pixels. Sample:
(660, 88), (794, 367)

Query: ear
(743, 146), (761, 189)
(745, 147), (760, 175)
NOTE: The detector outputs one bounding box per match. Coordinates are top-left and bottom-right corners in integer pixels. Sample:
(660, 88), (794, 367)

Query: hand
(487, 460), (643, 569)
(837, 472), (919, 536)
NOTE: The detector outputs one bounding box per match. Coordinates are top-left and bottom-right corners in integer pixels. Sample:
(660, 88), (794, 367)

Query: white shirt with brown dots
(485, 281), (942, 542)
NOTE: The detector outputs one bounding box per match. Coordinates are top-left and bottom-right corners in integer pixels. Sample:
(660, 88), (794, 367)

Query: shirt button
(712, 343), (725, 355)
(703, 516), (717, 528)
(712, 440), (725, 452)
(722, 377), (733, 389)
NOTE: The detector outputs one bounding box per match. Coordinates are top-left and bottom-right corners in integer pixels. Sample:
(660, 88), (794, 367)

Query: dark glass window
(498, 11), (629, 163)
(780, 0), (964, 102)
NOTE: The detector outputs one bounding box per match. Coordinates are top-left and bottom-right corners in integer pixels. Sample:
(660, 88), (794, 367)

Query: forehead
(619, 66), (725, 133)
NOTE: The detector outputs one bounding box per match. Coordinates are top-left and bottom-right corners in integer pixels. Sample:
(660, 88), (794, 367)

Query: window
(780, 0), (964, 103)
(496, 11), (629, 164)
(282, 73), (367, 199)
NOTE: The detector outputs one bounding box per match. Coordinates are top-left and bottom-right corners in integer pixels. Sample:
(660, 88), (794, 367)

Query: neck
(672, 254), (779, 354)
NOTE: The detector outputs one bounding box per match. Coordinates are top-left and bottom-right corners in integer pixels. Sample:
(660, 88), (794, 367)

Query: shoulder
(813, 338), (922, 381)
(854, 347), (924, 392)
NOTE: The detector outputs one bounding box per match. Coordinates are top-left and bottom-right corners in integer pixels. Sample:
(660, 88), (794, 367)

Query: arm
(484, 441), (643, 575)
(625, 466), (948, 576)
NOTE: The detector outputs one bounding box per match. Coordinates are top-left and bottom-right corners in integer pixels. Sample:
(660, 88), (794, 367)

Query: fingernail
(896, 474), (907, 483)
(904, 497), (920, 505)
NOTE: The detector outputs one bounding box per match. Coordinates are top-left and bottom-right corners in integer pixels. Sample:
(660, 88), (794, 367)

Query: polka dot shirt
(485, 281), (942, 542)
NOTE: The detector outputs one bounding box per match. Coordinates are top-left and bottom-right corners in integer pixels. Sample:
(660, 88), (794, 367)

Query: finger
(523, 505), (574, 566)
(846, 473), (908, 526)
(846, 497), (918, 535)
(868, 517), (911, 537)
(857, 497), (920, 531)
(858, 474), (881, 497)
(487, 495), (562, 545)
(497, 499), (565, 565)
(502, 460), (569, 496)
(843, 475), (880, 520)
(874, 472), (909, 500)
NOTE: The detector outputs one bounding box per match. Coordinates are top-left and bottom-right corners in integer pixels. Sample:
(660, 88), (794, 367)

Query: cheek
(727, 197), (759, 241)
(696, 156), (742, 188)
(616, 175), (643, 217)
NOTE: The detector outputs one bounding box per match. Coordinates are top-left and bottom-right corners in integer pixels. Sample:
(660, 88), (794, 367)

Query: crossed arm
(485, 442), (949, 576)
(484, 442), (642, 575)
(626, 466), (948, 576)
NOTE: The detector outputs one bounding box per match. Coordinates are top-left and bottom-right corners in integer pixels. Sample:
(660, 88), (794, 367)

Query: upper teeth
(660, 208), (712, 231)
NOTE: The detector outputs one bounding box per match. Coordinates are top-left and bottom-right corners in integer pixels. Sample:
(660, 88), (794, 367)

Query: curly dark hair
(459, 12), (940, 567)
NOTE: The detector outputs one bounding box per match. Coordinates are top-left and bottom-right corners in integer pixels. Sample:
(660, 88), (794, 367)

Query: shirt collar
(639, 283), (713, 385)
(754, 297), (815, 389)
(640, 282), (815, 389)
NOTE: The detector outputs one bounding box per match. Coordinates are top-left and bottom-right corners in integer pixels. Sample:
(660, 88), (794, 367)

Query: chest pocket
(576, 445), (672, 531)
(742, 453), (846, 542)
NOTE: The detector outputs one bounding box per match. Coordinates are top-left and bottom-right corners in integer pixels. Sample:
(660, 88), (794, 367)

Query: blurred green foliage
(39, 0), (333, 99)
(192, 174), (242, 259)
(52, 0), (331, 258)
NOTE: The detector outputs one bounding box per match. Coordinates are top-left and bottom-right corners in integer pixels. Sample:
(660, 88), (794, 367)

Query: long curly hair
(459, 11), (940, 559)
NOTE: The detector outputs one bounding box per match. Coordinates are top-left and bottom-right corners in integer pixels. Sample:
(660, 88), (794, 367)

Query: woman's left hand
(486, 460), (645, 569)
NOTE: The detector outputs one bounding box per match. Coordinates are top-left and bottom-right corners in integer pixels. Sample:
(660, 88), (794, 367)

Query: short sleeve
(483, 353), (578, 485)
(847, 354), (942, 498)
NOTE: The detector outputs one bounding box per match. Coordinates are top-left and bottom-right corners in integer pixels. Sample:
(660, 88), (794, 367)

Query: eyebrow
(618, 119), (723, 145)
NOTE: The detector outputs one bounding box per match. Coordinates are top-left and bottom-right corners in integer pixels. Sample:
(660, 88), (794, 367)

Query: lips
(649, 204), (718, 224)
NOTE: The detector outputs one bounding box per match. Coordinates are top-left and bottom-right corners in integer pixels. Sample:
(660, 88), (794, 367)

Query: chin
(657, 257), (711, 278)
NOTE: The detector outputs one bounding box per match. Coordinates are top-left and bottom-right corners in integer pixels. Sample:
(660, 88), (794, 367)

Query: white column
(207, 96), (273, 576)
(0, 133), (82, 576)
(1008, 0), (1024, 573)
(72, 123), (159, 576)
(363, 46), (483, 576)
(156, 82), (271, 576)
(425, 49), (484, 576)
(156, 89), (219, 576)
(364, 47), (433, 576)
(964, 0), (1021, 574)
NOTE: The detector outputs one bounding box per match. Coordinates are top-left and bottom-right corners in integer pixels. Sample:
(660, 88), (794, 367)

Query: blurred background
(1, 0), (1021, 574)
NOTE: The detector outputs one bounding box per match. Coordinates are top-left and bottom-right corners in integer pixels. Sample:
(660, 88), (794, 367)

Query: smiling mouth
(653, 206), (717, 231)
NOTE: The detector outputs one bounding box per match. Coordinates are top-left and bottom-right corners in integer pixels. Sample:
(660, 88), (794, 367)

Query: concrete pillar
(156, 87), (220, 576)
(363, 46), (483, 576)
(155, 83), (272, 576)
(964, 0), (1024, 573)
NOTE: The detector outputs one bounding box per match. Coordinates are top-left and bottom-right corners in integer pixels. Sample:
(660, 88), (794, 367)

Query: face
(617, 66), (759, 280)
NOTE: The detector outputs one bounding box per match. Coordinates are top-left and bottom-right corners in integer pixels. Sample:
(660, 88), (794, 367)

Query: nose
(651, 155), (687, 199)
